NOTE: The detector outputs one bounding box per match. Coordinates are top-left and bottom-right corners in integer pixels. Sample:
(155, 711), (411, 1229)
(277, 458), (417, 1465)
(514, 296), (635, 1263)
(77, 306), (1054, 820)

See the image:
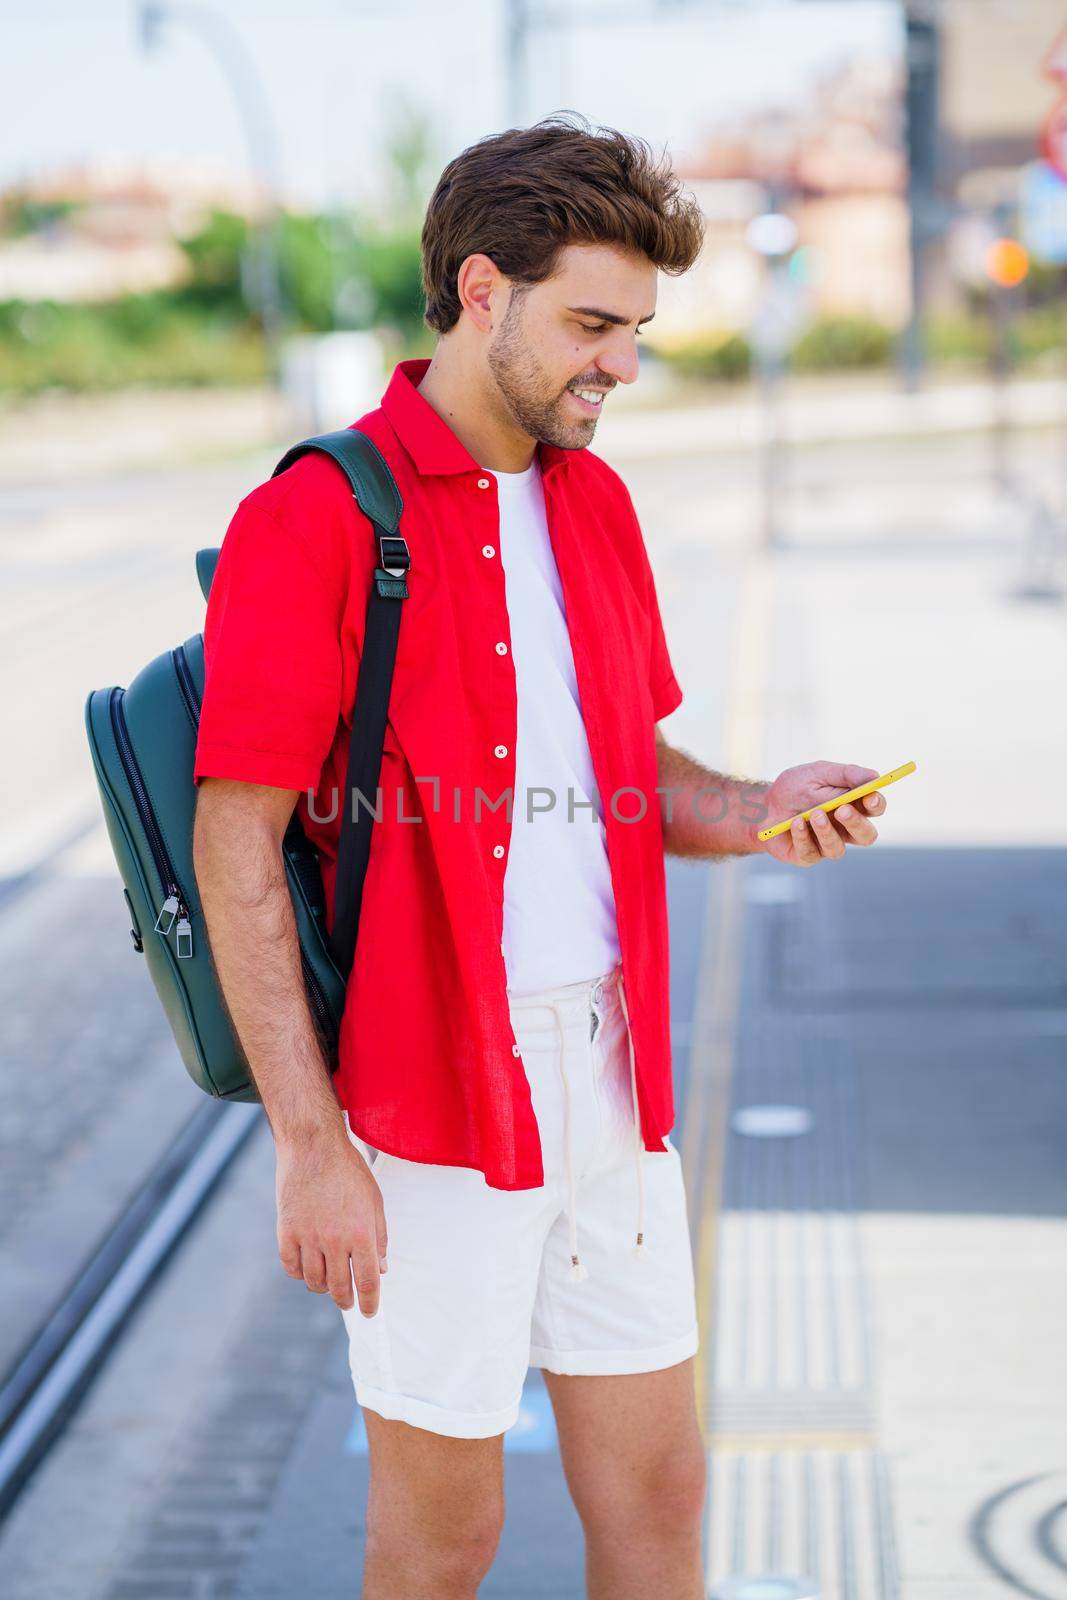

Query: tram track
(0, 1096), (263, 1522)
(0, 793), (269, 1526)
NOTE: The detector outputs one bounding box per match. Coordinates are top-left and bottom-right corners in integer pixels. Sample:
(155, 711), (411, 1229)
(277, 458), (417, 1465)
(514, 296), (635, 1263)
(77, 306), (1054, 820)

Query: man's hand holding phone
(757, 760), (897, 866)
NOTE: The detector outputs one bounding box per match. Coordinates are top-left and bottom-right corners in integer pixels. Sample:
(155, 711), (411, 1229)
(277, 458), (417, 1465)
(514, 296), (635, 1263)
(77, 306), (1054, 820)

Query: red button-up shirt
(194, 358), (683, 1190)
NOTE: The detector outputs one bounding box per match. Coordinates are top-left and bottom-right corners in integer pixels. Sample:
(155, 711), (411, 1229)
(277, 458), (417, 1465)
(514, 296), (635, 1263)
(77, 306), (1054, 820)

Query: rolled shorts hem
(528, 1322), (700, 1377)
(353, 1377), (523, 1440)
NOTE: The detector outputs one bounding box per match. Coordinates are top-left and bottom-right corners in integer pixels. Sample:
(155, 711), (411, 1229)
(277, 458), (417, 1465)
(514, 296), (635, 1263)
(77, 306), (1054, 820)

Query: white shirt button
(477, 477), (491, 489)
(511, 1043), (521, 1057)
(494, 744), (508, 758)
(482, 544), (496, 558)
(495, 641), (508, 655)
(492, 844), (505, 859)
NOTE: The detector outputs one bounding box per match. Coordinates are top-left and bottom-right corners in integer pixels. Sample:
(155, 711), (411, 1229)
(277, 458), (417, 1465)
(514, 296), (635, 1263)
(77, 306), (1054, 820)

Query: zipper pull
(154, 894), (179, 934)
(175, 915), (193, 959)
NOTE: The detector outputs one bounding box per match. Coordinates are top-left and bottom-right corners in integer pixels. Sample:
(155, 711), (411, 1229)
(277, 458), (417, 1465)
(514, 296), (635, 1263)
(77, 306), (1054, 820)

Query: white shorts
(339, 960), (700, 1439)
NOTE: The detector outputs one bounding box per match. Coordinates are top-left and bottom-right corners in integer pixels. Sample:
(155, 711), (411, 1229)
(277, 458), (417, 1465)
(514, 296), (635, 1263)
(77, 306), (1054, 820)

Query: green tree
(175, 209), (248, 313)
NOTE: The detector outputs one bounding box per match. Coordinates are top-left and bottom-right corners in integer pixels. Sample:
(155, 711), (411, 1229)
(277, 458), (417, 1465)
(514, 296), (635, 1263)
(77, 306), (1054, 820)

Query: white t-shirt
(493, 458), (621, 995)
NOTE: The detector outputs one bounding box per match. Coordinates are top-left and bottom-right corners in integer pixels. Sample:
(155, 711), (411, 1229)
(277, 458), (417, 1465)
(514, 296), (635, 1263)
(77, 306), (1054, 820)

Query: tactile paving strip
(695, 861), (901, 1600)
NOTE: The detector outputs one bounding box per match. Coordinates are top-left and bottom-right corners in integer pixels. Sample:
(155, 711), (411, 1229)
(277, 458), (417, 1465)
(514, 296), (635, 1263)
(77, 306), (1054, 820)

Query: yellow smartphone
(757, 760), (917, 842)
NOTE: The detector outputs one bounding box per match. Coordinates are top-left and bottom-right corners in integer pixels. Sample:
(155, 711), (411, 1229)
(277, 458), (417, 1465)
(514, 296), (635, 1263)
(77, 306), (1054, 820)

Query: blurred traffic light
(984, 237), (1030, 288)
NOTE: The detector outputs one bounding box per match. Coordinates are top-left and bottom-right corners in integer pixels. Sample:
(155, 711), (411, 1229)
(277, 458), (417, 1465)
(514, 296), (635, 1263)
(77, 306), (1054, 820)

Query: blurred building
(931, 0), (1067, 298)
(655, 51), (910, 346)
(0, 154), (266, 302)
(941, 0), (1064, 198)
(655, 3), (1067, 348)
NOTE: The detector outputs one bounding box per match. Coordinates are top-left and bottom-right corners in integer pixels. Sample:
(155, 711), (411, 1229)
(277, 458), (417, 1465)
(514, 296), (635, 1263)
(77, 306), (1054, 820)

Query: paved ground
(1, 387), (1066, 1597)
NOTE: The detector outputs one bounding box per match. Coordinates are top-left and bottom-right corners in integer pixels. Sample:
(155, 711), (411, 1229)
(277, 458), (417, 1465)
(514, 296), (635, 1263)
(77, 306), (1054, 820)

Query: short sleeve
(193, 499), (344, 792)
(645, 554), (684, 721)
(611, 473), (683, 722)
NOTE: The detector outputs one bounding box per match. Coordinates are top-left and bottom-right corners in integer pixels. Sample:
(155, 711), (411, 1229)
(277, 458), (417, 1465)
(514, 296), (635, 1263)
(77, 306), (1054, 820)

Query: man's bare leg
(544, 1356), (706, 1600)
(361, 1411), (506, 1599)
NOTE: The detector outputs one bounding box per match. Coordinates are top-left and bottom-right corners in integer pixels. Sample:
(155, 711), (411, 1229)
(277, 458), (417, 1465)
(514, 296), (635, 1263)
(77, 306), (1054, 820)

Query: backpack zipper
(108, 687), (194, 957)
(299, 947), (337, 1059)
(173, 641), (200, 728)
(171, 645), (336, 1044)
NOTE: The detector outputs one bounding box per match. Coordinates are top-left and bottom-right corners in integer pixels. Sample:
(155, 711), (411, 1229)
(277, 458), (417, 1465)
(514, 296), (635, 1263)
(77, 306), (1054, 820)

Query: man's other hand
(760, 761), (885, 866)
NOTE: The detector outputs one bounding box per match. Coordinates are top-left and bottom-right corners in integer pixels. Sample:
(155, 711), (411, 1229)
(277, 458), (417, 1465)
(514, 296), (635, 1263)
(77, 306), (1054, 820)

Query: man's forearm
(194, 821), (343, 1149)
(654, 737), (771, 859)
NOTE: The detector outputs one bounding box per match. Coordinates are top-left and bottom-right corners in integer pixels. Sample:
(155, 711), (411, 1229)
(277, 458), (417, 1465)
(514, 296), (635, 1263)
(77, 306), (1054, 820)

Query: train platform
(3, 839), (1066, 1599)
(236, 843), (1067, 1600)
(2, 427), (1066, 1597)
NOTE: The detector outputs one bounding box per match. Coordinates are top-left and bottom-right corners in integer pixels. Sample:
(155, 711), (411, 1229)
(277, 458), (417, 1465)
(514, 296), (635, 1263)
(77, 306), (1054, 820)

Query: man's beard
(486, 289), (601, 450)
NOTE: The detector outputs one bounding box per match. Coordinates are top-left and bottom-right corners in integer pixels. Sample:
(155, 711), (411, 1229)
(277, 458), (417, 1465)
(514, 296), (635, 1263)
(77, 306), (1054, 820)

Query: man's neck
(416, 343), (537, 473)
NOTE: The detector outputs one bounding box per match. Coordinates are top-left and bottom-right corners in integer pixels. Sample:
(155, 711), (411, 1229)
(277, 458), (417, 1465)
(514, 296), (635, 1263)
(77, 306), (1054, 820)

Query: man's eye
(581, 322), (644, 337)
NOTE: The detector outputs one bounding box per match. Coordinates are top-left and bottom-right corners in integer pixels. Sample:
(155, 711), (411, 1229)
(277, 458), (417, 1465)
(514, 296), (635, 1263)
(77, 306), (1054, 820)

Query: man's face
(485, 242), (657, 450)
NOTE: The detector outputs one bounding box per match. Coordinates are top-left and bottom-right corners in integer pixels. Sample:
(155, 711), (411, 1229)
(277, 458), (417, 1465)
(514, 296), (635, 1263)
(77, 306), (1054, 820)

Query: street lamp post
(900, 2), (940, 391)
(505, 0), (529, 124)
(138, 1), (287, 389)
(747, 208), (801, 551)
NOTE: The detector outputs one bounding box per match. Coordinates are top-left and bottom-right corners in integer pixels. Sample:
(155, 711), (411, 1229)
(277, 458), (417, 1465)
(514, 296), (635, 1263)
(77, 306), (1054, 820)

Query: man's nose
(597, 340), (640, 386)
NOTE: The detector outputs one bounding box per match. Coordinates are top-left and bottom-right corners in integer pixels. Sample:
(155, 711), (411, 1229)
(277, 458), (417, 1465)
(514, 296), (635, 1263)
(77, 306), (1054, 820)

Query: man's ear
(455, 253), (499, 334)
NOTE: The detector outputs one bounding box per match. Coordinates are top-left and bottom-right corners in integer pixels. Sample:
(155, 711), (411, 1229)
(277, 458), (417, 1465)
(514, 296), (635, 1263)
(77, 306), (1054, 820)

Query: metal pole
(988, 201), (1019, 499)
(989, 277), (1012, 496)
(506, 0), (528, 125)
(749, 190), (794, 551)
(757, 339), (785, 551)
(900, 2), (941, 391)
(139, 2), (287, 388)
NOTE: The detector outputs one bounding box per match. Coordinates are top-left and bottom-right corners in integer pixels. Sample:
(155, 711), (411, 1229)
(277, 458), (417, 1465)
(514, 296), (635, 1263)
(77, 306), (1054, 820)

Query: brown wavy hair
(420, 113), (705, 335)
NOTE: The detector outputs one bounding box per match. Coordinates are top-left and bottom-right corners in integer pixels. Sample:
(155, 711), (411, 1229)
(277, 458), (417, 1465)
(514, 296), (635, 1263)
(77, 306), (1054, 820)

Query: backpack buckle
(373, 533), (410, 599)
(378, 534), (410, 577)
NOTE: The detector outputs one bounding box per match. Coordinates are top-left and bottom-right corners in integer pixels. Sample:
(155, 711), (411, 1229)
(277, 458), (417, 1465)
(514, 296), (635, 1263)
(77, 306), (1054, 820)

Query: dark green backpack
(83, 429), (410, 1101)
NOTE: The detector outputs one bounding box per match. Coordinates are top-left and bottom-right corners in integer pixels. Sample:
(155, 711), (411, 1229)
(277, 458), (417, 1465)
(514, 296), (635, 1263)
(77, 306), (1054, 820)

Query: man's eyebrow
(567, 306), (656, 326)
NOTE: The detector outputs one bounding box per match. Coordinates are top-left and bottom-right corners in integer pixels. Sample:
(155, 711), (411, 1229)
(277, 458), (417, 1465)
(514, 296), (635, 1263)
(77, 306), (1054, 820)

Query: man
(192, 115), (886, 1600)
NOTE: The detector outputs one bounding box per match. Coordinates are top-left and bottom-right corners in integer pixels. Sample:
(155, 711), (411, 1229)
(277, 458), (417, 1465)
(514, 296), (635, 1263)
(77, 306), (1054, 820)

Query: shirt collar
(380, 357), (572, 480)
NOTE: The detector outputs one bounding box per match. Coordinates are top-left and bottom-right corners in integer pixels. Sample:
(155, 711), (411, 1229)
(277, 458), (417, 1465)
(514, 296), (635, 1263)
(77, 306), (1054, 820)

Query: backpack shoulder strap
(196, 547), (220, 604)
(195, 428), (404, 603)
(195, 427), (409, 981)
(271, 428), (410, 980)
(271, 428), (403, 533)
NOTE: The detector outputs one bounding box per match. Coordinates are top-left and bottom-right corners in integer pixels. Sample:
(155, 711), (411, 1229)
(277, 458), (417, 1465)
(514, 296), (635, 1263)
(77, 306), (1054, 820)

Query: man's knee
(579, 1441), (707, 1545)
(364, 1414), (505, 1593)
(649, 1445), (707, 1537)
(366, 1504), (503, 1593)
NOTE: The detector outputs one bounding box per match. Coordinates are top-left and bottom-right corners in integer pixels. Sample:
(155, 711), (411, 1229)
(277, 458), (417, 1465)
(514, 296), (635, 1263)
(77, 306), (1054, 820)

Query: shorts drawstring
(617, 972), (649, 1261)
(546, 968), (648, 1285)
(552, 1002), (588, 1282)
